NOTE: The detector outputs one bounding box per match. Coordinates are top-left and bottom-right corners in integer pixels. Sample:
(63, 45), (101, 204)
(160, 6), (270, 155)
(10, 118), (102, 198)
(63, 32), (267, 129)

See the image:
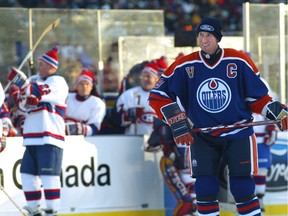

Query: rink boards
(0, 134), (287, 216)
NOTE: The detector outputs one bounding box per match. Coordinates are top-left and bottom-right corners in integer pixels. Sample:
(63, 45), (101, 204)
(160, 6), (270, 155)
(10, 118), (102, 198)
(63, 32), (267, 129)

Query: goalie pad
(145, 117), (174, 152)
(160, 157), (197, 216)
(263, 125), (277, 146)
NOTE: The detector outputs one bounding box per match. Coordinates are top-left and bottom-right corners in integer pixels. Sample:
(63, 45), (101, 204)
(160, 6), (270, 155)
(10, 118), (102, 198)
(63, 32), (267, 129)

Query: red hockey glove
(2, 122), (18, 137)
(26, 95), (39, 106)
(8, 127), (18, 137)
(8, 67), (29, 89)
(161, 102), (194, 146)
(263, 125), (277, 146)
(8, 84), (20, 107)
(264, 101), (288, 131)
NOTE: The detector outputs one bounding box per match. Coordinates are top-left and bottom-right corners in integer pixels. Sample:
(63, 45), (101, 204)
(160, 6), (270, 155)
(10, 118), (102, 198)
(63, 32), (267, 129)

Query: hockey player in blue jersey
(148, 17), (288, 216)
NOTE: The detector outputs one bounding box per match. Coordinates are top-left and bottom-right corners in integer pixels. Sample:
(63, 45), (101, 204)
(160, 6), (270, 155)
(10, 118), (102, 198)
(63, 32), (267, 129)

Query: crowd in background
(0, 0), (286, 34)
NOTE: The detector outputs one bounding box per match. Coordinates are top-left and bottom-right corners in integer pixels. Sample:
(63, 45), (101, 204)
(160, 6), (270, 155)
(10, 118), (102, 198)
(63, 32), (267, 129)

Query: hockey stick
(0, 185), (25, 216)
(4, 18), (61, 93)
(134, 92), (141, 135)
(191, 119), (281, 133)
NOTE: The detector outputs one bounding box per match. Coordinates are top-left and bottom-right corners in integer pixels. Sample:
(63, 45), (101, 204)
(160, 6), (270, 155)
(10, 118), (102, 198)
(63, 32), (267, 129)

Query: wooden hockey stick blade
(18, 18), (61, 70)
(191, 119), (281, 133)
(4, 18), (61, 93)
(30, 18), (61, 53)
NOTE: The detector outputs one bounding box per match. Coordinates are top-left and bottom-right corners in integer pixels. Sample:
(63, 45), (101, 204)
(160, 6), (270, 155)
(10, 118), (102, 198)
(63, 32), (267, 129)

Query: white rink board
(0, 135), (164, 215)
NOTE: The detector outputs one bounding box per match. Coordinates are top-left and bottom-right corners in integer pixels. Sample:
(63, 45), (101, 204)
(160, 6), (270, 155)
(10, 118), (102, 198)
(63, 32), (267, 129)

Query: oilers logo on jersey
(196, 78), (231, 113)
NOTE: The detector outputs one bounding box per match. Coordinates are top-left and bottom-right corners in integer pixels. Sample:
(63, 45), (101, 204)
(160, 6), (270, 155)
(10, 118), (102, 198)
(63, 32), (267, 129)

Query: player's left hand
(26, 95), (39, 106)
(279, 116), (288, 131)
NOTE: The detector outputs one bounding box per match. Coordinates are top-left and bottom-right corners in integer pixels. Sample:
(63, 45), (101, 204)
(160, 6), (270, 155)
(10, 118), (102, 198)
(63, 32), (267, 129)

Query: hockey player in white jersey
(115, 61), (160, 135)
(65, 68), (106, 136)
(7, 46), (69, 216)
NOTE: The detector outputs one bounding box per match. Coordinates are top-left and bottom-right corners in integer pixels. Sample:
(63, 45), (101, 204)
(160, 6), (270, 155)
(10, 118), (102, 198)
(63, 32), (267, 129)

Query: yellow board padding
(219, 204), (288, 216)
(264, 204), (288, 215)
(59, 209), (165, 216)
(58, 204), (288, 216)
(219, 210), (235, 216)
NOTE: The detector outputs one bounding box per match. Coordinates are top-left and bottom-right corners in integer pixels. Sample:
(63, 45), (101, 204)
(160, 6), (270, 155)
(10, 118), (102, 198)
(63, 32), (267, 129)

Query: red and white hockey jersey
(65, 92), (106, 135)
(116, 86), (158, 135)
(21, 74), (69, 148)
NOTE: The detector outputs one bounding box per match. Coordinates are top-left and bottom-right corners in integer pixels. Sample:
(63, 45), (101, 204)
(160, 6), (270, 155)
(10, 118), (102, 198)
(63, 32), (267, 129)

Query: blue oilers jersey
(149, 48), (272, 139)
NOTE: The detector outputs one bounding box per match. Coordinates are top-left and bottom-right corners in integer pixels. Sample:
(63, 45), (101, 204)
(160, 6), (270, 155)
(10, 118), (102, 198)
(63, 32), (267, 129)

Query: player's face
(140, 72), (159, 91)
(37, 60), (56, 78)
(76, 80), (93, 96)
(198, 31), (219, 55)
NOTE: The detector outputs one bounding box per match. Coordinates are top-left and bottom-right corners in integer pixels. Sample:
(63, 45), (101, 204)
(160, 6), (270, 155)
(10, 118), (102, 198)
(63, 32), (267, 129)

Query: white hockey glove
(161, 102), (194, 146)
(263, 101), (288, 131)
(65, 121), (87, 136)
(8, 67), (29, 89)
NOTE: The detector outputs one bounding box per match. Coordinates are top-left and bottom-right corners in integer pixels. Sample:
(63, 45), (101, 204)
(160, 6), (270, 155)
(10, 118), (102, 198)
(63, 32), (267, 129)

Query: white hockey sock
(41, 175), (61, 212)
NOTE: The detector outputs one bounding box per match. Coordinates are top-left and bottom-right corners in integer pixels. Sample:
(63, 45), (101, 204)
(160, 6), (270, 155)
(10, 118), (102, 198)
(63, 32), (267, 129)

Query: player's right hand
(8, 67), (29, 89)
(161, 102), (194, 146)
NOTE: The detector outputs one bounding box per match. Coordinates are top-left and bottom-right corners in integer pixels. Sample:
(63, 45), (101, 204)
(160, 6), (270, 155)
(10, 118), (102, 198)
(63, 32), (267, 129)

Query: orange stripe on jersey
(223, 48), (259, 74)
(149, 93), (173, 120)
(163, 51), (201, 77)
(248, 94), (272, 114)
(250, 134), (258, 175)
